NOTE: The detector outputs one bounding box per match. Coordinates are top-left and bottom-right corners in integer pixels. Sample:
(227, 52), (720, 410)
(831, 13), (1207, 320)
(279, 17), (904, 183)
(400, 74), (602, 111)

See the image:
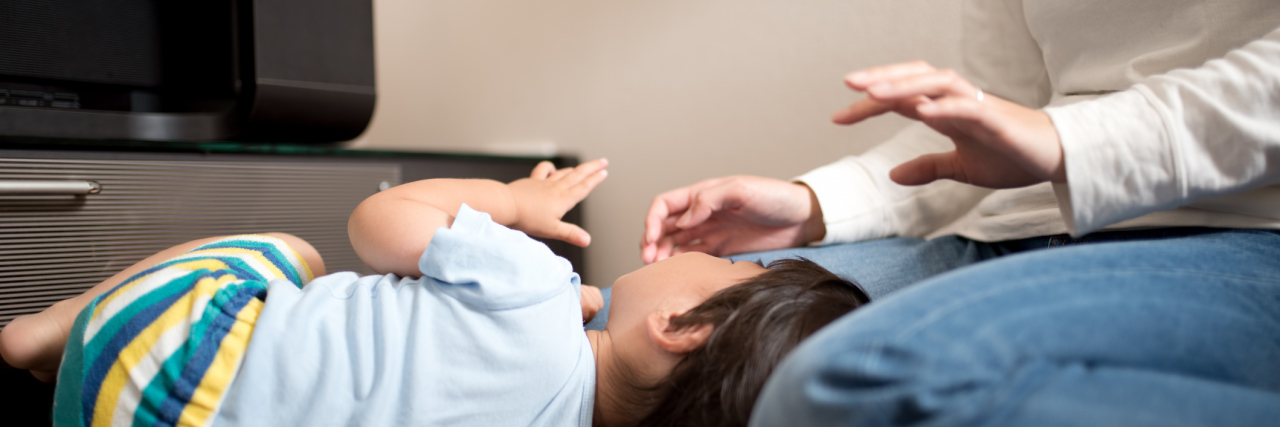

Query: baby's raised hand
(507, 158), (608, 247)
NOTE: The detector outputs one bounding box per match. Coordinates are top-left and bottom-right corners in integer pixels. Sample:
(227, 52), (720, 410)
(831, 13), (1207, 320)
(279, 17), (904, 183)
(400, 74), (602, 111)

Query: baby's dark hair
(631, 258), (870, 427)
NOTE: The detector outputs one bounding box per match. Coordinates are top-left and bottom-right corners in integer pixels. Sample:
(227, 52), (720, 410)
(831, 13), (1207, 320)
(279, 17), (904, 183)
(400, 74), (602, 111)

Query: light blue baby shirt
(213, 204), (595, 426)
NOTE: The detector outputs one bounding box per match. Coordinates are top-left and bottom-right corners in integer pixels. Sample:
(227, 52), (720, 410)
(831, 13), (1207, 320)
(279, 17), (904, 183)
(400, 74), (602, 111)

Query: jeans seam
(889, 267), (1279, 344)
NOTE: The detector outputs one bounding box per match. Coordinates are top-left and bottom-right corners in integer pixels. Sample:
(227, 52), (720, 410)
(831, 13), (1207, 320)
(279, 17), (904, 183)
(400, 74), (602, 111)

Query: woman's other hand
(640, 176), (825, 264)
(834, 61), (1066, 189)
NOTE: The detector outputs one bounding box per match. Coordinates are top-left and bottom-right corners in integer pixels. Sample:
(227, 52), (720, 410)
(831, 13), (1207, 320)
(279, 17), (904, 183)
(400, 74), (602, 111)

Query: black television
(0, 0), (376, 143)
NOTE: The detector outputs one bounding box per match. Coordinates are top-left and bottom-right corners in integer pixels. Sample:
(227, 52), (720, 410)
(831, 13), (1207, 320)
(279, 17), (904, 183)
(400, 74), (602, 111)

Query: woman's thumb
(889, 152), (959, 186)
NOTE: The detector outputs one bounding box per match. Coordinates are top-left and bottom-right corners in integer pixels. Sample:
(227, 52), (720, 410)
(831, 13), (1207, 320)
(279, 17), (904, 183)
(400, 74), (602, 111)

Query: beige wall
(350, 0), (964, 286)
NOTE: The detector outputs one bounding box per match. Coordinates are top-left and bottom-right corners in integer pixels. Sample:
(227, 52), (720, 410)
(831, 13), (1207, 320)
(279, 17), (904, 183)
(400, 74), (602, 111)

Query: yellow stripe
(91, 259), (231, 321)
(91, 274), (235, 427)
(285, 245), (316, 283)
(177, 297), (263, 427)
(187, 247), (290, 282)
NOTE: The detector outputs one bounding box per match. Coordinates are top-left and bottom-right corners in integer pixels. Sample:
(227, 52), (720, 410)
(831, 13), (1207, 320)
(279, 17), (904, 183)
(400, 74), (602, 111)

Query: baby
(0, 158), (869, 426)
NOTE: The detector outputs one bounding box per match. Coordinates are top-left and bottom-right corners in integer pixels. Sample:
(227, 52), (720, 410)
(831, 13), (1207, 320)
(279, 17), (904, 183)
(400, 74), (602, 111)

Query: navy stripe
(201, 239), (300, 284)
(153, 285), (264, 425)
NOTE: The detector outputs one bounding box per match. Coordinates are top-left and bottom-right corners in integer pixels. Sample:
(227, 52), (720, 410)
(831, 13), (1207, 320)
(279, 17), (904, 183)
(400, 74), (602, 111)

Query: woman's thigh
(728, 236), (1002, 299)
(750, 229), (1280, 427)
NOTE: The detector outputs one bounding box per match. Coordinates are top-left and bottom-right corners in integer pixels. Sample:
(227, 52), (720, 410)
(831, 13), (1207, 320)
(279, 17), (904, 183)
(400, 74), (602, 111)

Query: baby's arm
(348, 158), (608, 276)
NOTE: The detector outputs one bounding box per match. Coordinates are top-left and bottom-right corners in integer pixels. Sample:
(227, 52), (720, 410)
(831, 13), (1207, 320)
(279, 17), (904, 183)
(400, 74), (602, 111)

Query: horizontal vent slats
(0, 158), (400, 328)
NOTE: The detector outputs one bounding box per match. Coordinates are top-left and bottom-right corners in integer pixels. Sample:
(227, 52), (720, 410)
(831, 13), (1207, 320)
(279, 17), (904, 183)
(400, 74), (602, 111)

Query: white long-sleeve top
(799, 0), (1280, 243)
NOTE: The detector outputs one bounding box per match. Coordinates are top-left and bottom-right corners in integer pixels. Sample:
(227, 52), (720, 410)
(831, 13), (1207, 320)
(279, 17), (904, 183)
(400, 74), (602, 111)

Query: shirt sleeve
(797, 124), (995, 244)
(418, 203), (581, 310)
(1046, 26), (1280, 235)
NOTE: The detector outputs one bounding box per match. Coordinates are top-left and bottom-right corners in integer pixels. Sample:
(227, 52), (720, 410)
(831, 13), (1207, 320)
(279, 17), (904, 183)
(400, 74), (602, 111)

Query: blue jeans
(725, 235), (1036, 299)
(748, 228), (1280, 426)
(585, 235), (1012, 331)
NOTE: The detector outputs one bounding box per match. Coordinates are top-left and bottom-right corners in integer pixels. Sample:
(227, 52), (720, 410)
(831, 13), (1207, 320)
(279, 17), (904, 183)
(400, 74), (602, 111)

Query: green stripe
(53, 296), (96, 427)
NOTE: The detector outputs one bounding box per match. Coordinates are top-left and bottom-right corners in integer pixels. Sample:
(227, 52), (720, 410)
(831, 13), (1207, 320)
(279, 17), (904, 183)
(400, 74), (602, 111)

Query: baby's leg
(0, 233), (323, 382)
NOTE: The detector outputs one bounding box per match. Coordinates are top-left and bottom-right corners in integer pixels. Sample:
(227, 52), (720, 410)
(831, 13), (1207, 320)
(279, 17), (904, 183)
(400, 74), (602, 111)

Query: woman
(644, 0), (1280, 425)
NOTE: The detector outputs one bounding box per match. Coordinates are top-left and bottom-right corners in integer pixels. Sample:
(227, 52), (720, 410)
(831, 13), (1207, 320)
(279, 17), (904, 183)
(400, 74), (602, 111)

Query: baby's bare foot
(0, 297), (85, 382)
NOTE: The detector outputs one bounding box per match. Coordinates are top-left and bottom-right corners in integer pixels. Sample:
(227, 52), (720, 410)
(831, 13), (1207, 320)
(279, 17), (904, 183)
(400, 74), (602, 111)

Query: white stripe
(107, 292), (213, 426)
(108, 311), (195, 427)
(86, 267), (191, 340)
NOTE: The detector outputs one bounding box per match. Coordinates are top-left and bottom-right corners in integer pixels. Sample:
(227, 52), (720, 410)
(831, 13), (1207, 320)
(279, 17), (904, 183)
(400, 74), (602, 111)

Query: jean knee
(752, 313), (1018, 427)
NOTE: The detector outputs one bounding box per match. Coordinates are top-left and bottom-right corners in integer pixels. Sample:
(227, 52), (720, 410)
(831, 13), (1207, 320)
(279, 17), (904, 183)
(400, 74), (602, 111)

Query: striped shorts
(54, 235), (314, 427)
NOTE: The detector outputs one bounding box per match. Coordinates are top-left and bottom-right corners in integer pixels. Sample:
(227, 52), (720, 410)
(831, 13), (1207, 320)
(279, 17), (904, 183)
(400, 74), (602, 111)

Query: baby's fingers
(549, 167), (575, 180)
(580, 285), (603, 323)
(530, 161), (557, 179)
(570, 168), (608, 199)
(562, 158), (609, 183)
(552, 221), (591, 247)
(831, 98), (895, 125)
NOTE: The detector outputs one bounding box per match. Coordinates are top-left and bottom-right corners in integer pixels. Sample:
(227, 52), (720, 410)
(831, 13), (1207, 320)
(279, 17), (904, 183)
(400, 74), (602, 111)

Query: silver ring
(975, 88), (985, 102)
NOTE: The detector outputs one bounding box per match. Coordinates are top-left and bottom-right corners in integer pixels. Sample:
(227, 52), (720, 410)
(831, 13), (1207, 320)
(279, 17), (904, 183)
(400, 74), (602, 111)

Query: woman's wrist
(797, 183), (827, 245)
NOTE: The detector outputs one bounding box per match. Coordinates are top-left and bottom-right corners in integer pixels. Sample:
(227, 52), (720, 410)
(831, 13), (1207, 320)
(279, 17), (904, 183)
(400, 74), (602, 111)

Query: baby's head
(590, 253), (868, 426)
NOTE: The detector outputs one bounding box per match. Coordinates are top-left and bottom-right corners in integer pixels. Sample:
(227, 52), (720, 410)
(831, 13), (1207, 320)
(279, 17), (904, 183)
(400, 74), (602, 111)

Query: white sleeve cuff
(795, 157), (896, 244)
(1045, 89), (1181, 235)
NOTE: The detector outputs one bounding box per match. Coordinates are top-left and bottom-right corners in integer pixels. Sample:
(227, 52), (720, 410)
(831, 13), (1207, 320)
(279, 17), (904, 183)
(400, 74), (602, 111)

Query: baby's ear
(646, 311), (713, 355)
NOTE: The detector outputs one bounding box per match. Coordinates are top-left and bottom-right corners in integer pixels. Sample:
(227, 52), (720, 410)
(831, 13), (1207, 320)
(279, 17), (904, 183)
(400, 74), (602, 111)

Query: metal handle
(0, 180), (101, 195)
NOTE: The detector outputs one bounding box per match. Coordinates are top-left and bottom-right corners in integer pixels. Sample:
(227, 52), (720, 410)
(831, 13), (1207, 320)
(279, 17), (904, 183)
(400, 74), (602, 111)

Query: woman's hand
(834, 61), (1066, 189)
(640, 176), (825, 264)
(508, 158), (609, 247)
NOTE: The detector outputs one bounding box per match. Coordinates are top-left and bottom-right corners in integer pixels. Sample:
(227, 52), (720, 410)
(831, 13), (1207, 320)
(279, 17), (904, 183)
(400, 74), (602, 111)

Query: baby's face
(607, 252), (766, 328)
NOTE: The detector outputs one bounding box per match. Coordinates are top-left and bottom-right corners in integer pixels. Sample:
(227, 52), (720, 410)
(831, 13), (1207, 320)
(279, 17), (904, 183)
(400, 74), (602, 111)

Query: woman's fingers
(838, 63), (975, 125)
(845, 61), (937, 89)
(917, 95), (984, 121)
(675, 185), (731, 230)
(888, 151), (963, 186)
(832, 98), (896, 125)
(652, 235), (678, 263)
(644, 189), (691, 246)
(642, 176), (729, 245)
(649, 224), (725, 262)
(866, 68), (976, 102)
